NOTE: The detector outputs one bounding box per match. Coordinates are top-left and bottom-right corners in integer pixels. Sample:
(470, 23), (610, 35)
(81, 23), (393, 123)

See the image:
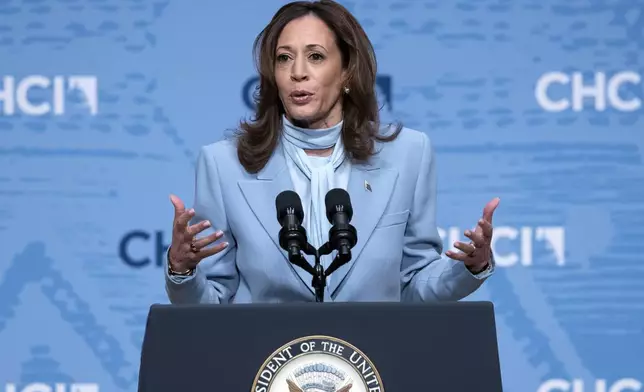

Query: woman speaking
(164, 0), (499, 304)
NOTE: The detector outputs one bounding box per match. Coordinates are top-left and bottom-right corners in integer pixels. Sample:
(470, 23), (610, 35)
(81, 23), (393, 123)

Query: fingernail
(223, 242), (229, 247)
(465, 230), (471, 236)
(479, 219), (484, 224)
(216, 230), (223, 236)
(188, 208), (195, 214)
(203, 221), (211, 228)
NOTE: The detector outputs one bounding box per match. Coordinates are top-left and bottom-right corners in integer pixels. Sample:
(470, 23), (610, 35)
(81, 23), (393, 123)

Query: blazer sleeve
(164, 146), (240, 304)
(400, 132), (495, 302)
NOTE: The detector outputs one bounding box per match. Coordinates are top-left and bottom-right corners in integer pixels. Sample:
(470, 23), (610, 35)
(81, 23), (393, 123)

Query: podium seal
(251, 335), (384, 392)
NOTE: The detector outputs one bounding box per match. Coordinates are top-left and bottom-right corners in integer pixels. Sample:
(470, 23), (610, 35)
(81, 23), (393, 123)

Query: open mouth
(291, 90), (313, 104)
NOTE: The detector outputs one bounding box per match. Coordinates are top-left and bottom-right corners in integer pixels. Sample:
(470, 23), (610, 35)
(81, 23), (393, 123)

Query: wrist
(467, 261), (489, 274)
(168, 249), (193, 276)
(168, 261), (194, 276)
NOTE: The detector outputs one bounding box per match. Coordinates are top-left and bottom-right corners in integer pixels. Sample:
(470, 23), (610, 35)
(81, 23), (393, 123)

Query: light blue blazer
(165, 127), (494, 304)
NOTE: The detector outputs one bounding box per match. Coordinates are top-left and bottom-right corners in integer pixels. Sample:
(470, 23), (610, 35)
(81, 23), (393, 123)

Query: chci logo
(252, 335), (383, 392)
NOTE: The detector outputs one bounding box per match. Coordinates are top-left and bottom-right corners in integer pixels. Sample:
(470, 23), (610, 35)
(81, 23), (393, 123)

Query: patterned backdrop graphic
(1, 0), (643, 391)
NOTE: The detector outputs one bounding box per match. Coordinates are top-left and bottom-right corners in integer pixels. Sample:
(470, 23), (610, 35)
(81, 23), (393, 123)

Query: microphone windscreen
(325, 188), (353, 222)
(276, 190), (304, 223)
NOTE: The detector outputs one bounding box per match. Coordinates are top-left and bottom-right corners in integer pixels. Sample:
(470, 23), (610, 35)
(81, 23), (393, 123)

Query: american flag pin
(364, 180), (372, 192)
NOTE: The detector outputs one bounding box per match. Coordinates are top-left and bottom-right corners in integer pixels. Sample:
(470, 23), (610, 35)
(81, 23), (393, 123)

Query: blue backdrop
(1, 0), (643, 391)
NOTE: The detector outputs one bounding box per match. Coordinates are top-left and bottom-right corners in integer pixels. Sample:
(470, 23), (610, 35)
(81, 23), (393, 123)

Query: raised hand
(168, 194), (228, 274)
(446, 197), (500, 273)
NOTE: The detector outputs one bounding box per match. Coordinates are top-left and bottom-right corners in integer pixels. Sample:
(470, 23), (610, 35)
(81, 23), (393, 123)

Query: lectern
(137, 302), (503, 391)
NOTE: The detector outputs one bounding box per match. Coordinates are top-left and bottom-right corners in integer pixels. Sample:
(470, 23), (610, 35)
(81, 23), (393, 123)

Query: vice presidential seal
(251, 335), (384, 392)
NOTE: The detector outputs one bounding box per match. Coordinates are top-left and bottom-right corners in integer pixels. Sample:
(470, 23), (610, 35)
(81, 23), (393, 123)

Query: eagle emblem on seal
(285, 362), (353, 392)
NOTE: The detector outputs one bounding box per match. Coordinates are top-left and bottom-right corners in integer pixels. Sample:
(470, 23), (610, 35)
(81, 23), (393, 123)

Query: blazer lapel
(237, 145), (316, 293)
(329, 160), (399, 295)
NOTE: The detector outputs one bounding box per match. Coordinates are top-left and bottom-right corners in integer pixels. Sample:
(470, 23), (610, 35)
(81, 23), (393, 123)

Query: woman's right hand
(168, 194), (228, 274)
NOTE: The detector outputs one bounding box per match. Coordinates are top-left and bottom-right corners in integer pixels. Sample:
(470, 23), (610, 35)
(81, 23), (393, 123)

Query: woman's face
(274, 14), (346, 129)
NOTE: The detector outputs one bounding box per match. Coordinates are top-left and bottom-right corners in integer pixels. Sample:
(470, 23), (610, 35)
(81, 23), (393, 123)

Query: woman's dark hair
(236, 0), (401, 173)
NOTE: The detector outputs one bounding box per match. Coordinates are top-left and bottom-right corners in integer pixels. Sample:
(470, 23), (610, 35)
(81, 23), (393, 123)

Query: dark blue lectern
(138, 302), (503, 391)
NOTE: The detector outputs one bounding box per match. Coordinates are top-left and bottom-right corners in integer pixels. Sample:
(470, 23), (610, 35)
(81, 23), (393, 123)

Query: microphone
(275, 191), (315, 275)
(324, 188), (358, 276)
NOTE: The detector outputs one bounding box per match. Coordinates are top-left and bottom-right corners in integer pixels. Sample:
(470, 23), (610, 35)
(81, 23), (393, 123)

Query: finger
(453, 241), (476, 255)
(192, 230), (224, 249)
(196, 241), (229, 259)
(464, 229), (485, 247)
(170, 194), (185, 218)
(482, 197), (500, 224)
(174, 208), (195, 231)
(478, 218), (493, 239)
(445, 249), (469, 262)
(186, 220), (212, 236)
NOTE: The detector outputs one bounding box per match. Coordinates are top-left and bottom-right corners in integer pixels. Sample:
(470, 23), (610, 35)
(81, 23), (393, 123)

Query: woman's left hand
(446, 197), (500, 273)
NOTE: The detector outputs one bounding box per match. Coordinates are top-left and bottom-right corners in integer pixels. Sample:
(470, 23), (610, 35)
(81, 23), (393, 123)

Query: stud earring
(343, 86), (350, 94)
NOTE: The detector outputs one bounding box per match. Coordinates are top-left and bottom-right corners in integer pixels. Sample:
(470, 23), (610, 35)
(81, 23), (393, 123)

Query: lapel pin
(364, 180), (372, 192)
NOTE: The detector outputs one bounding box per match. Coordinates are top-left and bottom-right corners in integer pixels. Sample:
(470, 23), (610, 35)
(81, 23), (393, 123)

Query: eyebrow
(277, 44), (327, 52)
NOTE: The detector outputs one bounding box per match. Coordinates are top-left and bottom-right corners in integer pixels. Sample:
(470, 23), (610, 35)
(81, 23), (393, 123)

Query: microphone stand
(301, 244), (326, 303)
(289, 242), (351, 303)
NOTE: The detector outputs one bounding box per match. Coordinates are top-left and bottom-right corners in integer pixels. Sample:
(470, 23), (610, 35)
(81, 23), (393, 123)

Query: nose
(290, 56), (308, 82)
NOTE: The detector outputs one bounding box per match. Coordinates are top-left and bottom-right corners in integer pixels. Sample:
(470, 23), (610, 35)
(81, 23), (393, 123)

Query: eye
(309, 52), (325, 61)
(276, 54), (290, 63)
